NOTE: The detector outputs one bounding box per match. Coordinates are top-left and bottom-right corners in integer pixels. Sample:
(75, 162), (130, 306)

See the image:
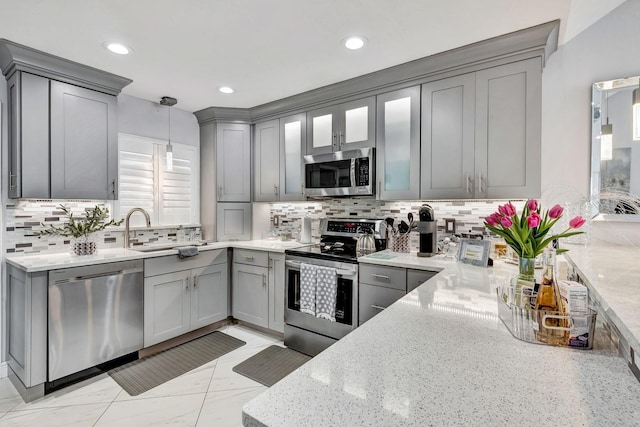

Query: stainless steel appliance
(417, 204), (437, 257)
(48, 260), (144, 381)
(304, 147), (375, 197)
(284, 218), (386, 356)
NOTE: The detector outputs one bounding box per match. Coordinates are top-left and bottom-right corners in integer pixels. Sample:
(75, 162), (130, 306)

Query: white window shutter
(118, 136), (156, 227)
(159, 144), (198, 225)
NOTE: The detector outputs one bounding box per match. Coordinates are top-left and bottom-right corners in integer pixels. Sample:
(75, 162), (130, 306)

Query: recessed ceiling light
(344, 36), (367, 50)
(103, 42), (132, 55)
(219, 86), (235, 94)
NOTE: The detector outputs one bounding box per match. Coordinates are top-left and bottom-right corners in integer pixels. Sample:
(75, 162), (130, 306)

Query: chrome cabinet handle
(371, 304), (387, 311)
(332, 133), (337, 150)
(9, 172), (16, 190)
(193, 276), (197, 288)
(111, 179), (117, 199)
(478, 172), (484, 193)
(466, 174), (472, 193)
(262, 273), (267, 286)
(186, 277), (190, 290)
(218, 186), (223, 201)
(378, 180), (381, 195)
(371, 274), (389, 280)
(339, 131), (344, 149)
(274, 185), (279, 196)
(301, 184), (305, 197)
(244, 256), (255, 261)
(269, 258), (273, 271)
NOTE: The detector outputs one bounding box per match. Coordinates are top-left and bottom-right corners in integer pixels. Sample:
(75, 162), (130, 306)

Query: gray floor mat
(232, 345), (311, 387)
(109, 331), (245, 396)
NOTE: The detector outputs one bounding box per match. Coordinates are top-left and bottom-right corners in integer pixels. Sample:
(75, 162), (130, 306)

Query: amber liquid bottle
(534, 247), (569, 345)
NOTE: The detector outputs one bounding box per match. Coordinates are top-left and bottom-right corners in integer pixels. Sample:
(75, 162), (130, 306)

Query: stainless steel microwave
(303, 148), (374, 197)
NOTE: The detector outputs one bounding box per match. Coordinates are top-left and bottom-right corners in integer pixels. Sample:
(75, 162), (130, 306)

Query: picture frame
(457, 238), (491, 267)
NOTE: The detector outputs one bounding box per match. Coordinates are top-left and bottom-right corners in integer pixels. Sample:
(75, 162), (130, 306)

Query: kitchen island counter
(243, 255), (640, 426)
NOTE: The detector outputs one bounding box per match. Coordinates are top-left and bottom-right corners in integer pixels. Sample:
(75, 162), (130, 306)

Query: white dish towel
(300, 263), (317, 316)
(315, 266), (338, 322)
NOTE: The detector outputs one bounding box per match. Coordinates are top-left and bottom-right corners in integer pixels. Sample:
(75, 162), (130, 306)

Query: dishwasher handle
(53, 267), (143, 284)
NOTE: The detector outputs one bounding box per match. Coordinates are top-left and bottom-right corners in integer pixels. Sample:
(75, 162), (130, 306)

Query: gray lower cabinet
(421, 58), (542, 199)
(268, 253), (285, 333)
(359, 264), (441, 324)
(144, 250), (228, 347)
(232, 249), (285, 332)
(232, 263), (269, 328)
(6, 265), (47, 390)
(7, 71), (118, 199)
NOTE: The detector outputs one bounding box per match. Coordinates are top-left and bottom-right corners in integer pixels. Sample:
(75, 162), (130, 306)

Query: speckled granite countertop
(243, 253), (640, 426)
(5, 239), (307, 272)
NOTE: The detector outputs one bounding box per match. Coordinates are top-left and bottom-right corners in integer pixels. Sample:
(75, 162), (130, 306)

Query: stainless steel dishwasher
(48, 260), (144, 381)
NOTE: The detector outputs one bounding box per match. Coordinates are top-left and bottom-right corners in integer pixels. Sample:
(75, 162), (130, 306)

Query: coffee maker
(417, 204), (437, 257)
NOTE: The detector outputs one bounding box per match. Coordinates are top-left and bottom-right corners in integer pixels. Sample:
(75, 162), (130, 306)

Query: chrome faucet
(124, 208), (151, 248)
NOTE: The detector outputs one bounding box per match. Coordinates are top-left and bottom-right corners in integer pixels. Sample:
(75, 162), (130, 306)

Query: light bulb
(166, 145), (173, 172)
(600, 123), (613, 161)
(633, 88), (640, 141)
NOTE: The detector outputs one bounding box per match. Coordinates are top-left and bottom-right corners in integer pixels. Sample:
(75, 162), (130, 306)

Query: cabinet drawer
(233, 249), (269, 267)
(407, 269), (439, 292)
(359, 264), (406, 291)
(359, 283), (405, 324)
(144, 249), (227, 277)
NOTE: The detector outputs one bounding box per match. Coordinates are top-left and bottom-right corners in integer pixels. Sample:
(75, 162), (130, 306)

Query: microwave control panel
(355, 158), (369, 186)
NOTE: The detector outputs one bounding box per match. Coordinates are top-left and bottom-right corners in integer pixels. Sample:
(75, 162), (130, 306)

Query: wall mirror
(591, 76), (640, 221)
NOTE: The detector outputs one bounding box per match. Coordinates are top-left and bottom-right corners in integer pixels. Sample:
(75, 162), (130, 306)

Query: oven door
(284, 256), (358, 341)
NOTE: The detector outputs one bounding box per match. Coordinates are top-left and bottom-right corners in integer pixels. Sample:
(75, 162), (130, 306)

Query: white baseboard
(0, 362), (8, 378)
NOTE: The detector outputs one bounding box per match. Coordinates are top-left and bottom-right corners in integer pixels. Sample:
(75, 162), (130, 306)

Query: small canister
(300, 215), (312, 244)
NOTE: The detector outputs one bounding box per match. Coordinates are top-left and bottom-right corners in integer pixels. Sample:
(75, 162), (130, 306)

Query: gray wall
(541, 0), (640, 199)
(118, 94), (199, 146)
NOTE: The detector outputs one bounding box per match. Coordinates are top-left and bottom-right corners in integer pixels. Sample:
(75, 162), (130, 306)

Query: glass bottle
(533, 247), (569, 345)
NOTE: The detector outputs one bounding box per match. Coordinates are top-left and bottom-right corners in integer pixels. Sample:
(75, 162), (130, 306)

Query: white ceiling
(0, 0), (627, 112)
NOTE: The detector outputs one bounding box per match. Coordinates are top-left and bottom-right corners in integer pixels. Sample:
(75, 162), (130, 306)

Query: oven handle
(350, 158), (356, 188)
(285, 260), (357, 277)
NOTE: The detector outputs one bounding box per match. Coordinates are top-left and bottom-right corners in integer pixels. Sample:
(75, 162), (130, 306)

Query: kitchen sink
(131, 242), (208, 253)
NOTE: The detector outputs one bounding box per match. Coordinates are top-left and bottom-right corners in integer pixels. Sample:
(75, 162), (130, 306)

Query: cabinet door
(407, 269), (438, 293)
(338, 97), (376, 151)
(279, 114), (306, 201)
(144, 270), (191, 347)
(421, 74), (476, 199)
(475, 58), (541, 199)
(376, 86), (420, 200)
(232, 263), (269, 328)
(217, 202), (252, 241)
(50, 81), (118, 200)
(191, 263), (228, 329)
(358, 283), (405, 325)
(216, 123), (251, 202)
(254, 120), (280, 202)
(268, 253), (285, 333)
(8, 72), (50, 199)
(306, 106), (337, 155)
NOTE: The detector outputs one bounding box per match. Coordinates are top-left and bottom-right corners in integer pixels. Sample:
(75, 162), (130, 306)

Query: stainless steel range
(284, 218), (386, 356)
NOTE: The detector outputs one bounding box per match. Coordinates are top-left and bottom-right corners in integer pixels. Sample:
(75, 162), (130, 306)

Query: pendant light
(633, 81), (640, 140)
(160, 96), (177, 172)
(601, 92), (613, 161)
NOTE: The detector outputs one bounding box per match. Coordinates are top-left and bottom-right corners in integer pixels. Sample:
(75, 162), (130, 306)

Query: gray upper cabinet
(254, 120), (280, 202)
(376, 86), (421, 200)
(254, 114), (306, 202)
(279, 113), (306, 201)
(475, 59), (541, 199)
(216, 123), (251, 202)
(306, 97), (375, 155)
(0, 40), (131, 200)
(421, 74), (476, 199)
(217, 202), (252, 241)
(421, 58), (542, 199)
(50, 81), (118, 200)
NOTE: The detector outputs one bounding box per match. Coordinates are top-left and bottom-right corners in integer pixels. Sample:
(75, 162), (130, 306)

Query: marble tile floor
(0, 325), (283, 427)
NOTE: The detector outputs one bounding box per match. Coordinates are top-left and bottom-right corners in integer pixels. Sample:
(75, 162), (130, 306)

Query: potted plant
(36, 204), (123, 255)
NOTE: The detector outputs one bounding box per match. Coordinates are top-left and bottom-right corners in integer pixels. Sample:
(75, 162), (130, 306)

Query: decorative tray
(496, 285), (597, 349)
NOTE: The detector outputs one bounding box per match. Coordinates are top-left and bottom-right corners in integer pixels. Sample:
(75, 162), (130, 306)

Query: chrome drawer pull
(370, 274), (389, 280)
(244, 256), (255, 261)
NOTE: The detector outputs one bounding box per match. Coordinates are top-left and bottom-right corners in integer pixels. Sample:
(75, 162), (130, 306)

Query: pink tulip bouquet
(484, 200), (585, 258)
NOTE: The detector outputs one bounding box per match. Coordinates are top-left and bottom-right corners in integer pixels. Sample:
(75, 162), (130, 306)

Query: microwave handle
(350, 158), (357, 188)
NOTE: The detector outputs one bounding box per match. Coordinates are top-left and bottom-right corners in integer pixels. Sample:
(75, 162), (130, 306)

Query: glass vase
(511, 256), (536, 307)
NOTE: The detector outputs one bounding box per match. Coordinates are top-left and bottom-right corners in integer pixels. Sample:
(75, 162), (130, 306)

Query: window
(117, 133), (199, 227)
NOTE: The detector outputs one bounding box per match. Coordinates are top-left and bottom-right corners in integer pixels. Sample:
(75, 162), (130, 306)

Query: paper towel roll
(300, 216), (312, 243)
